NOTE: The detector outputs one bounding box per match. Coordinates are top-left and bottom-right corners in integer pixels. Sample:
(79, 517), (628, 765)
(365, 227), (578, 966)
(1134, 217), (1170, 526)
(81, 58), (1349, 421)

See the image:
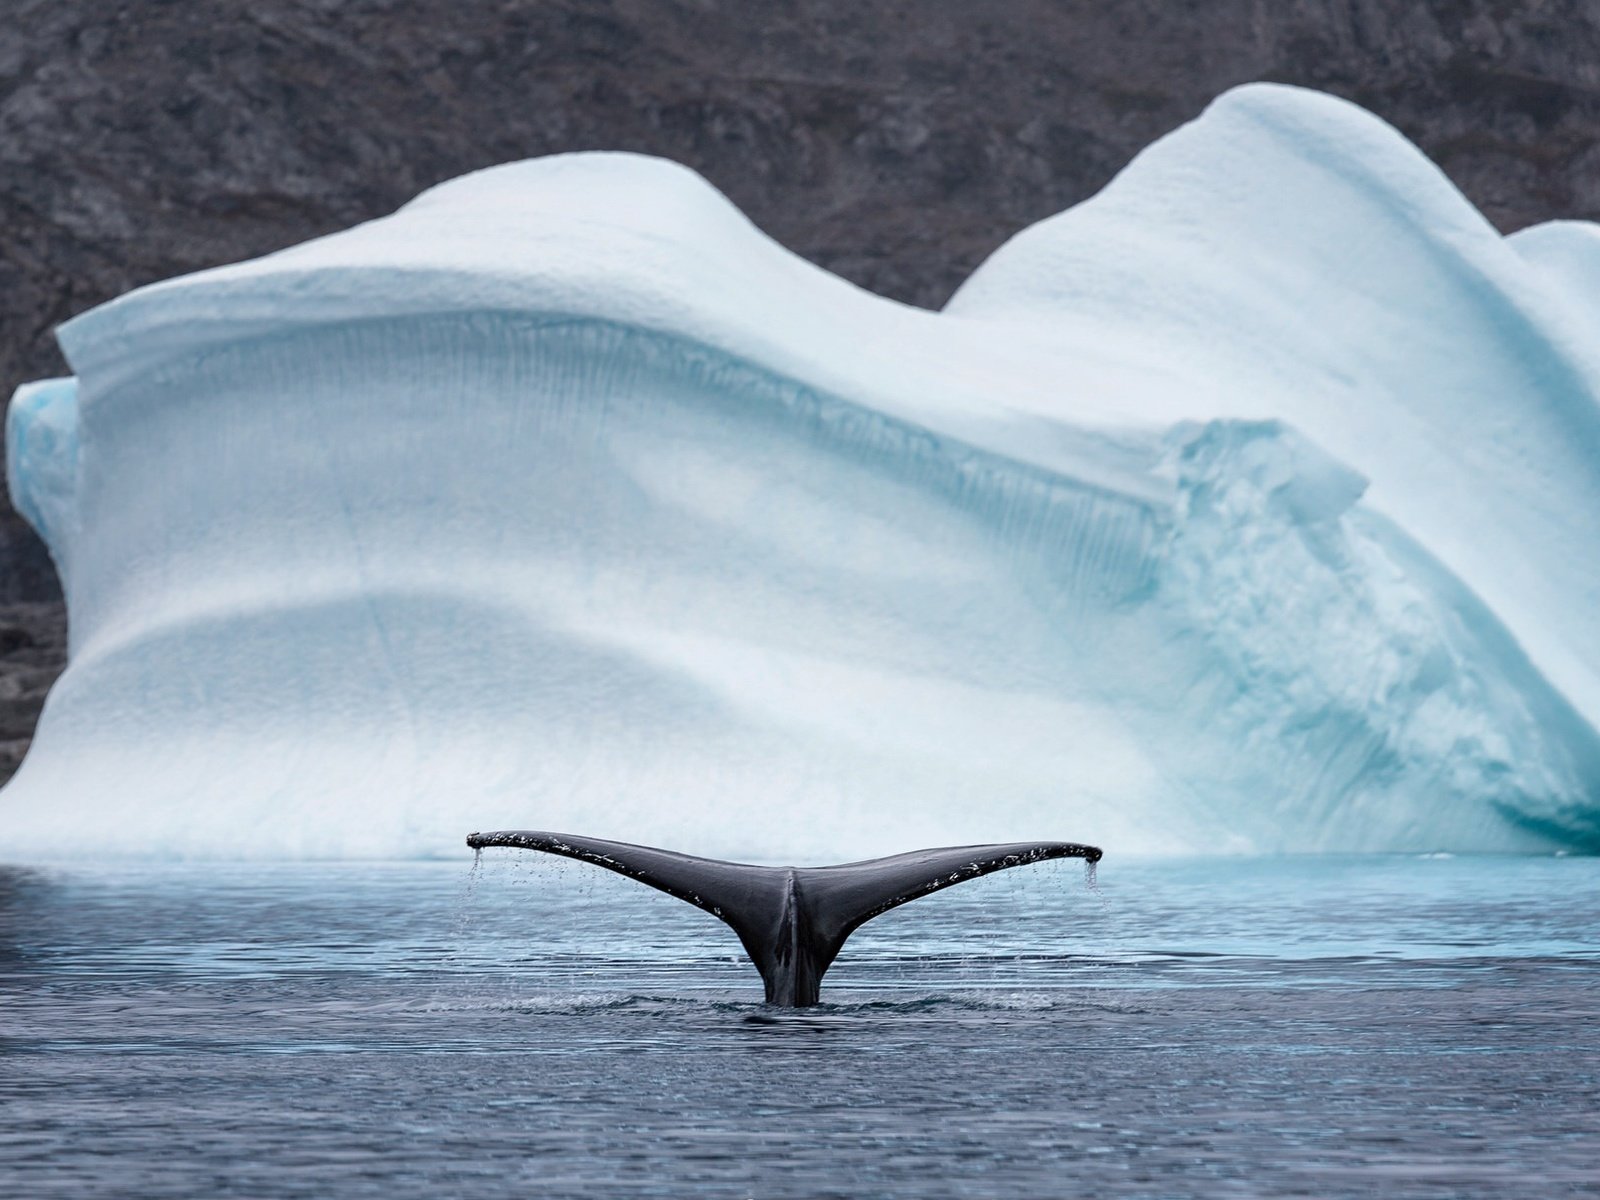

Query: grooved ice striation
(7, 84), (1599, 858)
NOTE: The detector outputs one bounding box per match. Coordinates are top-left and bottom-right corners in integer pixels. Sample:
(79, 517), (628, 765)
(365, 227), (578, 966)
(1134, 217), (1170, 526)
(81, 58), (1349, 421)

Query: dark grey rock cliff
(3, 0), (1599, 773)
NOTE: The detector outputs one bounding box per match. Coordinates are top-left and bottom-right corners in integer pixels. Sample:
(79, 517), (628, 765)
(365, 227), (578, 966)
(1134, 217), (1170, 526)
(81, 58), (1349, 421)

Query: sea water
(2, 854), (1597, 1198)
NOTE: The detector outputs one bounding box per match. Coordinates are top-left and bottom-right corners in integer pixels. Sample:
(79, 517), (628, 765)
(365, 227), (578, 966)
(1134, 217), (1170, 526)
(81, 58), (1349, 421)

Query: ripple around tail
(422, 991), (691, 1017)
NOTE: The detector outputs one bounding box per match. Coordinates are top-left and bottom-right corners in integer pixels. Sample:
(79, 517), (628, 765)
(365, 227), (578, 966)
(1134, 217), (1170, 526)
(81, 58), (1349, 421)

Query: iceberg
(6, 83), (1599, 859)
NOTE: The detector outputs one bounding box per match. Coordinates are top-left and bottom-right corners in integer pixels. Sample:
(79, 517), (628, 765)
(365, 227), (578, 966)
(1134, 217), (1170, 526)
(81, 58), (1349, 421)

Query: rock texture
(4, 0), (1600, 778)
(0, 603), (67, 779)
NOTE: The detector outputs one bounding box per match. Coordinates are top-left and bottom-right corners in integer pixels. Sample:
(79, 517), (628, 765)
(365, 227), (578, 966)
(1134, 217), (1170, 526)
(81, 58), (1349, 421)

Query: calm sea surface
(2, 852), (1597, 1198)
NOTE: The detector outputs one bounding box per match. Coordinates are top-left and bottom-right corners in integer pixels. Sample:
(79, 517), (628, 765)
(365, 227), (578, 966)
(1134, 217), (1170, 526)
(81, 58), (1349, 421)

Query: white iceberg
(6, 83), (1599, 859)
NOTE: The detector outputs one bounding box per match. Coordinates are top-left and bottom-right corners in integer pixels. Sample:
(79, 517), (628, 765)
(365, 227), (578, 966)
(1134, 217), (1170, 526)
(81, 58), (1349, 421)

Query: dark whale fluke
(465, 830), (1103, 1006)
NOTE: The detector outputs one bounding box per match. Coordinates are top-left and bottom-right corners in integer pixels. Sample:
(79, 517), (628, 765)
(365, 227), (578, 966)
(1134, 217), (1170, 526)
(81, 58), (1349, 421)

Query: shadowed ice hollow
(7, 83), (1600, 859)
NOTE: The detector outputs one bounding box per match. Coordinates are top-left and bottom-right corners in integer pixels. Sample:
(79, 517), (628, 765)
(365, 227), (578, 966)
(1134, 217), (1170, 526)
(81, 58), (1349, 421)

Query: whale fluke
(465, 830), (1103, 1006)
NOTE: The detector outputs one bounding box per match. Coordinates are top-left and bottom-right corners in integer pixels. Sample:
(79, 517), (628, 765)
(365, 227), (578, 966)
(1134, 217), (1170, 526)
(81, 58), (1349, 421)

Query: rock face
(4, 0), (1600, 777)
(0, 603), (67, 779)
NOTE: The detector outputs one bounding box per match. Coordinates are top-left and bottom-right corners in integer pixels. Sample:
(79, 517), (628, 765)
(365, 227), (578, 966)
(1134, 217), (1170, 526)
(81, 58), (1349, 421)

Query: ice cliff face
(7, 83), (1600, 859)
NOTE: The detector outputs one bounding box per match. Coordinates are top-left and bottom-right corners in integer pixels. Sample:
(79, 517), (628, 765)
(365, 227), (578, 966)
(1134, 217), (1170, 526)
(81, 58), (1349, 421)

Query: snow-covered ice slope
(7, 83), (1600, 859)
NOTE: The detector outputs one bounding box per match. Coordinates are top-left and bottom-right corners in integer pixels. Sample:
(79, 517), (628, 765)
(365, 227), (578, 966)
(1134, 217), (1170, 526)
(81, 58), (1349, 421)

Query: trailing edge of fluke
(464, 830), (1103, 1006)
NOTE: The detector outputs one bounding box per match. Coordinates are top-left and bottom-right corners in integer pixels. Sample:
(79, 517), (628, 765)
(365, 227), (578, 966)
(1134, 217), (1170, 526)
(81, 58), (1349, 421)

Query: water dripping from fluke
(434, 844), (490, 1003)
(1083, 855), (1111, 913)
(452, 847), (484, 931)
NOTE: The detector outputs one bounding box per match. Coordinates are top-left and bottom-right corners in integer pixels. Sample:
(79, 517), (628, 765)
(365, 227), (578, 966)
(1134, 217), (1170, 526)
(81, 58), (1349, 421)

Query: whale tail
(464, 831), (1103, 1006)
